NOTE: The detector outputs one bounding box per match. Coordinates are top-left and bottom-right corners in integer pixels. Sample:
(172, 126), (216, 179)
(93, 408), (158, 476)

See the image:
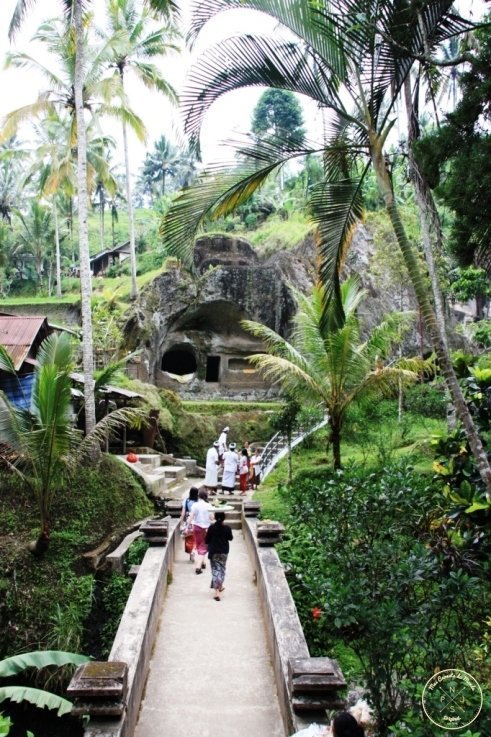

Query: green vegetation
(0, 454), (153, 660)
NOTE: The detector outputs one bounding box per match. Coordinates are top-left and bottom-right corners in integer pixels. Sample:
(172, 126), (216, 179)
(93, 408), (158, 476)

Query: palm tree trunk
(329, 416), (342, 470)
(54, 201), (62, 298)
(74, 0), (96, 435)
(403, 78), (448, 350)
(120, 72), (138, 301)
(369, 130), (491, 498)
(99, 187), (105, 252)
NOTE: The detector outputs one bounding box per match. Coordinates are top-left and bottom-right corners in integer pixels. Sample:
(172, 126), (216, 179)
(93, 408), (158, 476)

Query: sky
(0, 0), (321, 174)
(0, 0), (487, 178)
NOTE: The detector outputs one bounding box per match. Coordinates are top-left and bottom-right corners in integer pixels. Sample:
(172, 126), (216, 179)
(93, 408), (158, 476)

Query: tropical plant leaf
(0, 686), (74, 717)
(0, 650), (89, 678)
(182, 33), (343, 145)
(0, 346), (16, 375)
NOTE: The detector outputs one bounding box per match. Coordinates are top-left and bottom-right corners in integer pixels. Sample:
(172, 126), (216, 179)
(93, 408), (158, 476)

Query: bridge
(68, 494), (346, 737)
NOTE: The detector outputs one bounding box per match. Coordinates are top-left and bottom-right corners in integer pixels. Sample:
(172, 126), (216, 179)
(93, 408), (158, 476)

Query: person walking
(221, 442), (239, 494)
(187, 488), (213, 574)
(250, 449), (262, 490)
(218, 426), (229, 460)
(179, 486), (199, 563)
(239, 447), (249, 494)
(204, 440), (220, 494)
(205, 511), (233, 601)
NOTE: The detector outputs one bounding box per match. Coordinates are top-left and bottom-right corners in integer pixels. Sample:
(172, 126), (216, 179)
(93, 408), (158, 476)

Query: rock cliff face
(123, 235), (315, 398)
(124, 226), (450, 398)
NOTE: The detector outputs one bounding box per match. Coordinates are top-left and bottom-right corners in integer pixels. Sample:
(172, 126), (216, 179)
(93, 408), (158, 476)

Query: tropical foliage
(0, 332), (144, 554)
(243, 276), (420, 467)
(0, 650), (89, 718)
(160, 0), (491, 496)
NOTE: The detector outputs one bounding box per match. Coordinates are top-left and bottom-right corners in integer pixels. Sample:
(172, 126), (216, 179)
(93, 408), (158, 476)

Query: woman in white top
(187, 488), (213, 574)
(221, 443), (239, 494)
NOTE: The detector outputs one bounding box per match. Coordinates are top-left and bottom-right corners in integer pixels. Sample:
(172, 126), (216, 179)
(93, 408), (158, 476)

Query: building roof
(70, 372), (143, 400)
(0, 315), (50, 371)
(89, 241), (130, 264)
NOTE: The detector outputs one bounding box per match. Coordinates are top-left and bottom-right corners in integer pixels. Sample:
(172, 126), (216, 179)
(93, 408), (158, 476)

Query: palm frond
(0, 687), (74, 717)
(5, 52), (66, 93)
(309, 167), (367, 328)
(161, 160), (281, 267)
(0, 345), (16, 375)
(94, 350), (142, 391)
(187, 0), (346, 79)
(132, 62), (178, 102)
(182, 33), (341, 145)
(78, 406), (148, 458)
(0, 97), (55, 144)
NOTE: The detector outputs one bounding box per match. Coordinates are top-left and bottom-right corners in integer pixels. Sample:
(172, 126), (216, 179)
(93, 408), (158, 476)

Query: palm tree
(141, 135), (180, 198)
(0, 333), (144, 555)
(15, 201), (54, 290)
(3, 13), (146, 434)
(7, 0), (177, 433)
(243, 277), (419, 468)
(161, 0), (491, 497)
(104, 0), (179, 299)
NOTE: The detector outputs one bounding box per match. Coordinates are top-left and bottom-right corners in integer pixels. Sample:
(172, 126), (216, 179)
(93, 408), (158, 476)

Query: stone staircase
(117, 453), (188, 496)
(166, 493), (245, 530)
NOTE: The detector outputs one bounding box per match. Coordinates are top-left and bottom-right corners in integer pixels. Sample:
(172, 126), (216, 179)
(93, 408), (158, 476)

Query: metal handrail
(260, 416), (328, 481)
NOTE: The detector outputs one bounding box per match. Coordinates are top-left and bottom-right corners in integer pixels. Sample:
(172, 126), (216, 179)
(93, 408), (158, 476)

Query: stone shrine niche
(124, 233), (316, 399)
(157, 299), (270, 397)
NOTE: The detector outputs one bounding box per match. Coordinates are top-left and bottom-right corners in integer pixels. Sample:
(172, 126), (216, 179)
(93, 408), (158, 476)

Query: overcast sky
(0, 0), (487, 177)
(0, 0), (311, 172)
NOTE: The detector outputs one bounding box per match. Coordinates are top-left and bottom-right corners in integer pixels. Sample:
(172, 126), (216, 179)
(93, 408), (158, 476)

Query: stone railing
(242, 507), (346, 735)
(69, 518), (181, 737)
(70, 505), (345, 736)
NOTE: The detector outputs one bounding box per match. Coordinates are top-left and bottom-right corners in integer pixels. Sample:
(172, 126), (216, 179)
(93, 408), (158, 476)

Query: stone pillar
(256, 520), (285, 546)
(67, 661), (128, 718)
(139, 517), (169, 546)
(288, 657), (346, 712)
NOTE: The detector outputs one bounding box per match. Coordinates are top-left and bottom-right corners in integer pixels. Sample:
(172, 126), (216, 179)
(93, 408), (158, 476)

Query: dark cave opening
(161, 346), (197, 375)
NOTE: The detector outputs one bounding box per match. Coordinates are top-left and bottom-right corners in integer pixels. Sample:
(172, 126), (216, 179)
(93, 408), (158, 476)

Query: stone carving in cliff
(123, 235), (315, 398)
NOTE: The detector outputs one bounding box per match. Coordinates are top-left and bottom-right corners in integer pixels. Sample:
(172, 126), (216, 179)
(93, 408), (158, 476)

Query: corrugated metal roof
(70, 372), (142, 399)
(0, 316), (49, 371)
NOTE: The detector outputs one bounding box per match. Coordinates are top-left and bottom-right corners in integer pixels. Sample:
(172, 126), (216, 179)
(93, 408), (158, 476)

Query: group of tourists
(179, 486), (233, 601)
(177, 427), (263, 602)
(204, 426), (262, 495)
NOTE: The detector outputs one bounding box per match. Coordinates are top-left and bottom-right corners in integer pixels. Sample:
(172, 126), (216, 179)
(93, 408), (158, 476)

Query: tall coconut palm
(141, 134), (180, 197)
(8, 0), (177, 434)
(104, 0), (179, 299)
(161, 0), (491, 496)
(28, 111), (119, 295)
(4, 13), (144, 433)
(244, 277), (419, 468)
(16, 201), (54, 289)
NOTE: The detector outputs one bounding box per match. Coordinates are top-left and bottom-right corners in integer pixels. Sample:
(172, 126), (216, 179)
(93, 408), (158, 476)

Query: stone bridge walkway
(133, 526), (285, 737)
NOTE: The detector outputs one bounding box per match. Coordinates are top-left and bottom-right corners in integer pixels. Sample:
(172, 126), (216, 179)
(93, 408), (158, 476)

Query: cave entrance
(161, 346), (197, 375)
(206, 356), (220, 382)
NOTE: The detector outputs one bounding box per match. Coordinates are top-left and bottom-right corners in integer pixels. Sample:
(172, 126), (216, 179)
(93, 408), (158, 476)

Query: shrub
(278, 462), (488, 734)
(403, 381), (448, 418)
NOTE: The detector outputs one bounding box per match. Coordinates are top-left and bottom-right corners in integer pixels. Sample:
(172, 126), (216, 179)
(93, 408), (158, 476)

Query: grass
(182, 400), (281, 414)
(253, 410), (447, 519)
(236, 212), (314, 254)
(1, 295), (80, 305)
(91, 267), (166, 299)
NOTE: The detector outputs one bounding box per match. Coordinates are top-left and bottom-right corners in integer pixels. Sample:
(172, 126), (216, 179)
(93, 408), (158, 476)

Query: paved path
(133, 527), (285, 737)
